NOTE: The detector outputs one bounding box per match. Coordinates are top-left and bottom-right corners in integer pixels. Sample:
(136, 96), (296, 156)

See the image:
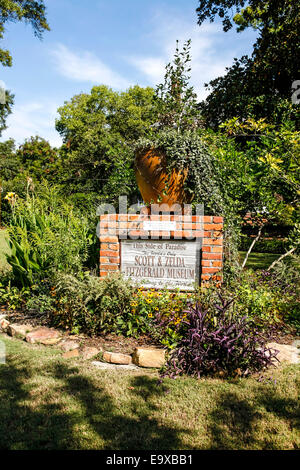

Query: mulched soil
(268, 331), (298, 346)
(2, 308), (299, 355)
(2, 309), (159, 355)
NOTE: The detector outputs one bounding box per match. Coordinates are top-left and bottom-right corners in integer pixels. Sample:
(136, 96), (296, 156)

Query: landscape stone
(7, 323), (34, 340)
(26, 327), (61, 345)
(62, 349), (80, 359)
(103, 351), (132, 365)
(0, 318), (10, 333)
(132, 348), (165, 368)
(92, 361), (140, 371)
(267, 342), (299, 365)
(59, 340), (80, 352)
(81, 346), (100, 360)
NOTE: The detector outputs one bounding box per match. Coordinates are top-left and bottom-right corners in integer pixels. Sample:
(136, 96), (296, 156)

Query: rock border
(0, 315), (167, 370)
(1, 315), (298, 370)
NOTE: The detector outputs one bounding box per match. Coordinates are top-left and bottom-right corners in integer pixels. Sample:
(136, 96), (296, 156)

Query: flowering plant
(117, 287), (192, 346)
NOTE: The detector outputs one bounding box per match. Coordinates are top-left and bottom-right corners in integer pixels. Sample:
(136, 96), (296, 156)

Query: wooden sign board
(121, 239), (201, 291)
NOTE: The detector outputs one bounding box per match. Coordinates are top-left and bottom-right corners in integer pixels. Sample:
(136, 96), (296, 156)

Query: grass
(239, 251), (280, 270)
(0, 229), (10, 272)
(0, 334), (299, 450)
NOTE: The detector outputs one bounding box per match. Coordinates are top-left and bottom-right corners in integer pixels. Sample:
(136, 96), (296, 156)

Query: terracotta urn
(135, 148), (190, 207)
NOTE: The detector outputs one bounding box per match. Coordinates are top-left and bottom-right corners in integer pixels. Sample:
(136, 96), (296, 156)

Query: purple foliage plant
(160, 294), (279, 380)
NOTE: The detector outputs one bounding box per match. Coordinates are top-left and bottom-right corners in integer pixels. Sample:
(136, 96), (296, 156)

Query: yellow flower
(148, 313), (153, 318)
(4, 192), (18, 201)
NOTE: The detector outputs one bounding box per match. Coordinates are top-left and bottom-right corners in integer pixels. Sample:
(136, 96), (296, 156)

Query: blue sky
(0, 0), (257, 147)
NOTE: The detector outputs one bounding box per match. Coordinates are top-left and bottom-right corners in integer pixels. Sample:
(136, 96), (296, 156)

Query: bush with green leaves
(50, 272), (194, 344)
(234, 278), (281, 328)
(53, 272), (134, 335)
(5, 184), (94, 287)
(0, 280), (31, 311)
(259, 255), (300, 334)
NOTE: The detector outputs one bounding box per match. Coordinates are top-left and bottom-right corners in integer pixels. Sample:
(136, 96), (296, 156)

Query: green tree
(56, 85), (158, 204)
(0, 89), (14, 135)
(0, 138), (17, 179)
(16, 136), (60, 182)
(197, 0), (300, 128)
(220, 117), (300, 265)
(0, 0), (49, 67)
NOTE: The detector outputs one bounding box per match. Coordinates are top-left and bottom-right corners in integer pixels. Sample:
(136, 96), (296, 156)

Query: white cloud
(128, 56), (166, 86)
(128, 11), (252, 100)
(1, 101), (63, 147)
(51, 43), (130, 89)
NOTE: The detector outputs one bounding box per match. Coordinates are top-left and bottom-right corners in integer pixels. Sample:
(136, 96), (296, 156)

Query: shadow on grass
(0, 355), (77, 449)
(1, 347), (297, 450)
(0, 355), (188, 450)
(239, 251), (279, 270)
(207, 389), (299, 450)
(51, 363), (188, 450)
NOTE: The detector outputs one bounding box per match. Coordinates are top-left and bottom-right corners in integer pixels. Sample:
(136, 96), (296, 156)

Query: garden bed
(2, 309), (159, 355)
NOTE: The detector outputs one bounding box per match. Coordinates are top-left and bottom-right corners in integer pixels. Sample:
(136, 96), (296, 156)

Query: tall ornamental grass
(6, 185), (94, 286)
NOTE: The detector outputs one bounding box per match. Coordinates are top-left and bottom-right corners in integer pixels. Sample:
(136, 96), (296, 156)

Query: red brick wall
(99, 214), (224, 286)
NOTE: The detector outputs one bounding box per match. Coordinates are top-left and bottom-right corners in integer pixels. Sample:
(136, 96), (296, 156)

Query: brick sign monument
(99, 213), (224, 290)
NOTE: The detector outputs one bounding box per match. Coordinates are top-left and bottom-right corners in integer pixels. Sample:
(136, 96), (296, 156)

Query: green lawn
(239, 251), (280, 270)
(0, 334), (299, 450)
(0, 230), (10, 272)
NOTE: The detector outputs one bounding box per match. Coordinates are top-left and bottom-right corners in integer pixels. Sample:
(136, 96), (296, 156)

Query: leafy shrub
(234, 280), (281, 328)
(23, 281), (57, 316)
(25, 293), (56, 315)
(0, 280), (31, 311)
(259, 255), (300, 334)
(160, 296), (279, 380)
(285, 309), (300, 335)
(53, 272), (134, 335)
(52, 274), (195, 344)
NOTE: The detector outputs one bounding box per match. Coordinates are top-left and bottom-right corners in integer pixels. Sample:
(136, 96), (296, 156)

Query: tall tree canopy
(0, 138), (17, 179)
(197, 0), (300, 128)
(55, 85), (158, 204)
(0, 0), (49, 67)
(16, 136), (60, 181)
(0, 88), (13, 135)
